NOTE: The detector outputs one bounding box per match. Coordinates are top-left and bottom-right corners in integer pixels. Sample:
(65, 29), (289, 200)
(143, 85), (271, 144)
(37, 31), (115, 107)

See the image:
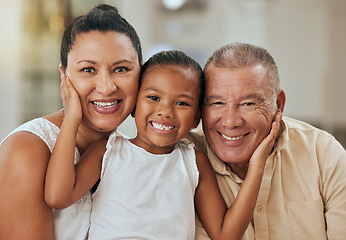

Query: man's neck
(228, 162), (249, 180)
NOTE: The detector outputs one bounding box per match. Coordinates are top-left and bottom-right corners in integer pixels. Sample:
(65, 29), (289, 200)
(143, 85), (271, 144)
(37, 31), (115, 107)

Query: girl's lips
(149, 121), (176, 134)
(91, 99), (121, 114)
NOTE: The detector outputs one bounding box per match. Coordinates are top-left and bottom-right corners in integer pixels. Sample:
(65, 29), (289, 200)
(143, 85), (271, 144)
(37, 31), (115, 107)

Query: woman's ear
(59, 63), (65, 80)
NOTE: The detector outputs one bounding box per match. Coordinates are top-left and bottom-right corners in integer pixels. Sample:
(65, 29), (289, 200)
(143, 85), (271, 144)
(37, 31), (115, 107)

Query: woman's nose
(96, 72), (117, 95)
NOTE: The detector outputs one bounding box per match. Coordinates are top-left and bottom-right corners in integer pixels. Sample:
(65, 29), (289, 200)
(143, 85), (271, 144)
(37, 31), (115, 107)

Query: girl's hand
(61, 74), (82, 124)
(248, 110), (282, 171)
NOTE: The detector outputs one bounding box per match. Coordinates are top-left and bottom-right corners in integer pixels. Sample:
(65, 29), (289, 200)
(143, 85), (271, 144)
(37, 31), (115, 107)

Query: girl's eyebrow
(143, 88), (195, 100)
(142, 87), (160, 92)
(177, 94), (194, 100)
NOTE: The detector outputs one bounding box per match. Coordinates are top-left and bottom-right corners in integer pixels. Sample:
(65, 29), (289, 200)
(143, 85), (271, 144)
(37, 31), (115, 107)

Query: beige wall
(1, 0), (345, 146)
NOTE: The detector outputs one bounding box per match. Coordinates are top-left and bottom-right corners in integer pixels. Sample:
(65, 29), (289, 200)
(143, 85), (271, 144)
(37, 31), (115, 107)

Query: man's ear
(276, 90), (286, 115)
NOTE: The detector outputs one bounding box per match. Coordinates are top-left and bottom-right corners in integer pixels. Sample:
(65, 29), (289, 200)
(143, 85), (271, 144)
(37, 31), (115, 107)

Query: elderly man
(188, 42), (346, 240)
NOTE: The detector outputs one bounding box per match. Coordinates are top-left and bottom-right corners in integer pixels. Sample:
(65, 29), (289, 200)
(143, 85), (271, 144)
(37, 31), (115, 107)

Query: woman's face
(61, 31), (140, 133)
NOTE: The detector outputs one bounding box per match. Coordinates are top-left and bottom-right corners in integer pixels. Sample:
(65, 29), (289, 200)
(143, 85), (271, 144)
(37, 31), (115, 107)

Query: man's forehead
(205, 65), (270, 89)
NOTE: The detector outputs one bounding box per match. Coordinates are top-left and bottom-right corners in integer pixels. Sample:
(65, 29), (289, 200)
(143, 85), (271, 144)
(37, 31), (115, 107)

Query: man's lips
(219, 132), (249, 141)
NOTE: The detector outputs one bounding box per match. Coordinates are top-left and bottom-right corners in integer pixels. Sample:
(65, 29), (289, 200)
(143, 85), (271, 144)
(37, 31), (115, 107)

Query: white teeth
(221, 133), (244, 141)
(151, 122), (174, 131)
(92, 101), (118, 108)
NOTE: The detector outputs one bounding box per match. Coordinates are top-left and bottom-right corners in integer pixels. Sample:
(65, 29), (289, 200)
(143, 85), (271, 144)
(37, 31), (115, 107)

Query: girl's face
(61, 31), (140, 133)
(132, 65), (201, 154)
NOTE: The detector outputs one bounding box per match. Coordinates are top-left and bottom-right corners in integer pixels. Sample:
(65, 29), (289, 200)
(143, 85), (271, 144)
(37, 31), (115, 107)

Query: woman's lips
(91, 100), (121, 114)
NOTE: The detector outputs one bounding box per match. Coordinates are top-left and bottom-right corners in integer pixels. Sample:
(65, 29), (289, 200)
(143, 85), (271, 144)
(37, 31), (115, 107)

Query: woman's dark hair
(140, 50), (204, 108)
(60, 4), (142, 71)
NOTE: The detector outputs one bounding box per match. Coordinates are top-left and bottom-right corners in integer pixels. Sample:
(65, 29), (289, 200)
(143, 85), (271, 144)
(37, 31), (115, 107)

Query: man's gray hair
(205, 42), (281, 97)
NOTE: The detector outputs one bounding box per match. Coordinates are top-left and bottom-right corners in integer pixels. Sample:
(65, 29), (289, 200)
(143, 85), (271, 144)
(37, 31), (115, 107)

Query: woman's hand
(248, 110), (282, 171)
(61, 74), (82, 124)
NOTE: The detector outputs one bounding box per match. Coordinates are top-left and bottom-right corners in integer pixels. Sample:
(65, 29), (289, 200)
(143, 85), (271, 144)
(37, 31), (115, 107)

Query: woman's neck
(76, 123), (110, 155)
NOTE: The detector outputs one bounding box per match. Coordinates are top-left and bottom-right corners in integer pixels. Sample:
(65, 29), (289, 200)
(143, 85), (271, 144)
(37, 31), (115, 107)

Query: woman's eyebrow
(77, 60), (96, 64)
(76, 59), (134, 65)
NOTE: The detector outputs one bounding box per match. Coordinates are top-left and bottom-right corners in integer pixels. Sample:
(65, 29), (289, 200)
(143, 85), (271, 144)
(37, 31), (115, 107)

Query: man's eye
(243, 102), (255, 106)
(81, 67), (95, 73)
(148, 96), (159, 101)
(209, 101), (224, 106)
(114, 67), (128, 73)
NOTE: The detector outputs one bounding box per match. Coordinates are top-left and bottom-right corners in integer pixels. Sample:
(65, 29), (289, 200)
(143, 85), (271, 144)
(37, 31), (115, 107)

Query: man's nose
(221, 105), (244, 128)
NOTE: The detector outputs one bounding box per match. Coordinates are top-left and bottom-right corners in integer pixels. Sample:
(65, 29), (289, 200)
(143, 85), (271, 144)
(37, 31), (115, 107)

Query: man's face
(203, 63), (282, 166)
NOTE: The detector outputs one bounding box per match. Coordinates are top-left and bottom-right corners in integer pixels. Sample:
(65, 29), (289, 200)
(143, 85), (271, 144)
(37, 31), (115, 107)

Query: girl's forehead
(141, 65), (198, 88)
(146, 65), (197, 79)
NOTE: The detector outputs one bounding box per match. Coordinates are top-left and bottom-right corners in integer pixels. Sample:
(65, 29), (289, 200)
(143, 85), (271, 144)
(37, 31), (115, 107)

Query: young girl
(45, 50), (280, 239)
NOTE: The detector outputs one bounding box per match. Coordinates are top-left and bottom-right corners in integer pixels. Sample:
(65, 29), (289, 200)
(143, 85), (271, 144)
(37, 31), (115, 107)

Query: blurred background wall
(1, 0), (345, 147)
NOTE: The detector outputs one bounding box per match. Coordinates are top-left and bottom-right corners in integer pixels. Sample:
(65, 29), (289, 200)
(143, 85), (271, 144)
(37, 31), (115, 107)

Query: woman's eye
(81, 67), (95, 73)
(114, 67), (128, 73)
(148, 96), (159, 101)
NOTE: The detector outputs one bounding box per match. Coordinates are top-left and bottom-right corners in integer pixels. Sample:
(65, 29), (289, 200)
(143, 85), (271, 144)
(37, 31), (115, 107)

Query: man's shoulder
(281, 116), (344, 154)
(182, 124), (207, 152)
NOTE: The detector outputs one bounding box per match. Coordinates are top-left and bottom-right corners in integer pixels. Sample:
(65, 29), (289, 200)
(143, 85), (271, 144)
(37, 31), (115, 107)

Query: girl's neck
(130, 136), (176, 155)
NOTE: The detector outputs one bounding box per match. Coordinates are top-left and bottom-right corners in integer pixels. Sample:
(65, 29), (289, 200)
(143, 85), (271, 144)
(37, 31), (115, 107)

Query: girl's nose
(156, 102), (174, 119)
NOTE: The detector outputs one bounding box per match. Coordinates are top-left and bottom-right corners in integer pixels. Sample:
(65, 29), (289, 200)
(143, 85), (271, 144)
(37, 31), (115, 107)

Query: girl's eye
(148, 96), (159, 101)
(176, 101), (190, 106)
(81, 67), (95, 73)
(114, 67), (128, 73)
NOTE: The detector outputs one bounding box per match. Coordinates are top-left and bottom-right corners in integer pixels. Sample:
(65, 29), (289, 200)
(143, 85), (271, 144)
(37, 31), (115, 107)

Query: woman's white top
(1, 118), (92, 240)
(88, 133), (199, 240)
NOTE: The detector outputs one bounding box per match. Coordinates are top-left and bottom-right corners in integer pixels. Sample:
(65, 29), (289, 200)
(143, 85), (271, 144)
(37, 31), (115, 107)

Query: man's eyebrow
(240, 93), (266, 102)
(205, 95), (224, 101)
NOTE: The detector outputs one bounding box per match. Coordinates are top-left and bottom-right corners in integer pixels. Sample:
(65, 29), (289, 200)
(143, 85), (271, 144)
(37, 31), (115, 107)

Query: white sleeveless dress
(1, 118), (92, 240)
(88, 133), (199, 240)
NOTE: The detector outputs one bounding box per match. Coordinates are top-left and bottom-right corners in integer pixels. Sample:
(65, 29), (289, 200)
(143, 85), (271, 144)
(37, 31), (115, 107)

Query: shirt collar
(205, 140), (245, 184)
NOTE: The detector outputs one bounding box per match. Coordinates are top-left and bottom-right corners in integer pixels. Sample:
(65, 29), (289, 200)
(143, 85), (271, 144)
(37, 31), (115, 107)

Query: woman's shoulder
(0, 128), (52, 178)
(1, 114), (61, 152)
